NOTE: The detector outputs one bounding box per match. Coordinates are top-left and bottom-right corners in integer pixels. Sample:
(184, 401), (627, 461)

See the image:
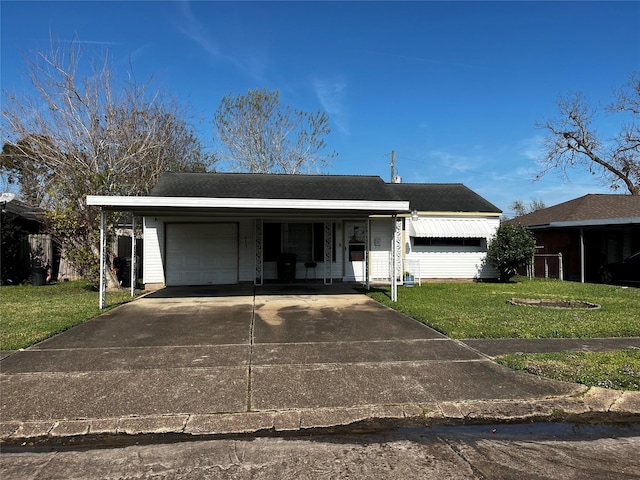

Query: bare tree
(1, 38), (213, 283)
(509, 198), (546, 218)
(214, 88), (336, 174)
(537, 73), (640, 195)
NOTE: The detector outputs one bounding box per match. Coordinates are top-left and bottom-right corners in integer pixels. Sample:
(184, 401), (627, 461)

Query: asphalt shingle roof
(149, 173), (502, 213)
(507, 194), (640, 227)
(150, 172), (399, 201)
(4, 199), (45, 222)
(387, 183), (502, 213)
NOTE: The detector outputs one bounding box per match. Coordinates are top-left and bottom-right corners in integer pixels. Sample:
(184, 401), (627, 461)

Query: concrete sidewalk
(1, 284), (639, 446)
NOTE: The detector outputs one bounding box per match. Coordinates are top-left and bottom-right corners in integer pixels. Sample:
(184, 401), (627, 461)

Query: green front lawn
(367, 278), (640, 339)
(367, 278), (640, 390)
(0, 281), (137, 351)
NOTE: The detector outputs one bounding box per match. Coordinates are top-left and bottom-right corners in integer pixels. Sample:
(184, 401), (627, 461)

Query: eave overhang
(86, 195), (410, 216)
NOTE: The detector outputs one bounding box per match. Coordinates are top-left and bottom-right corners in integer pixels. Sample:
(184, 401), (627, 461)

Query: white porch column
(99, 209), (106, 309)
(130, 215), (136, 297)
(255, 218), (263, 285)
(324, 220), (333, 285)
(364, 218), (370, 289)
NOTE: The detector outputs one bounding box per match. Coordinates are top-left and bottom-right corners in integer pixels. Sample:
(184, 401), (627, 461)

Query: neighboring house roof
(4, 199), (45, 223)
(387, 183), (502, 214)
(150, 172), (400, 202)
(507, 194), (640, 228)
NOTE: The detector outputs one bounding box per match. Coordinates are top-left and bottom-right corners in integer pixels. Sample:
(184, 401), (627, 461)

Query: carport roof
(87, 173), (410, 215)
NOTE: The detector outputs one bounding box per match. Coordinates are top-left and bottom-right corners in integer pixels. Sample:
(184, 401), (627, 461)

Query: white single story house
(87, 172), (501, 304)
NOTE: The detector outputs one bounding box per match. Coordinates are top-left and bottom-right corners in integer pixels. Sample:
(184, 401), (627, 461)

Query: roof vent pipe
(394, 176), (402, 184)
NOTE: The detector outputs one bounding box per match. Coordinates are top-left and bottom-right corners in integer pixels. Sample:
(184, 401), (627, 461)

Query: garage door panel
(166, 223), (238, 286)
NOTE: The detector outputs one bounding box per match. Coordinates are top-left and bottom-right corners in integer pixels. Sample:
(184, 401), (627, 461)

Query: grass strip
(496, 350), (640, 391)
(1, 281), (137, 351)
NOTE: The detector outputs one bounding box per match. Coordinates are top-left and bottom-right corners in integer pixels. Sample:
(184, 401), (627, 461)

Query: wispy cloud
(41, 36), (123, 47)
(176, 1), (221, 59)
(427, 150), (476, 174)
(313, 75), (349, 135)
(520, 135), (545, 163)
(174, 1), (268, 81)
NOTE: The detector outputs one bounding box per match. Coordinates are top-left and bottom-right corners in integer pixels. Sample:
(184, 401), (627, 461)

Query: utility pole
(390, 150), (395, 183)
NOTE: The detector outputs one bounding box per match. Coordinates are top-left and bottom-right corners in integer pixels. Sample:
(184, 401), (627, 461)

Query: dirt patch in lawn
(508, 298), (601, 310)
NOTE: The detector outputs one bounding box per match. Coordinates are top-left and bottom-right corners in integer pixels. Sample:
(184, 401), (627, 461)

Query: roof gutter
(87, 195), (410, 214)
(527, 217), (640, 229)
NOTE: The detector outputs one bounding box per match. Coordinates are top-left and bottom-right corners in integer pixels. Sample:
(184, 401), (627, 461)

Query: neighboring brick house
(506, 194), (640, 283)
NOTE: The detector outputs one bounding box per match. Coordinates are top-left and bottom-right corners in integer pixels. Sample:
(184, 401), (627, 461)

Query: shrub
(487, 224), (536, 282)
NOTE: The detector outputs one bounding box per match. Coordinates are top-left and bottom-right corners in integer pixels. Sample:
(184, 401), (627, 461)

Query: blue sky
(2, 1), (639, 215)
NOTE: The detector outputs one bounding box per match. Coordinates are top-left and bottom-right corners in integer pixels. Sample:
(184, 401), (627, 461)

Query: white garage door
(165, 223), (238, 286)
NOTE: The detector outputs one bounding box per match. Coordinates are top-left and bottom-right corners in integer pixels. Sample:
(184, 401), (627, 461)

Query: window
(413, 237), (482, 247)
(264, 223), (335, 262)
(264, 223), (281, 261)
(283, 223), (312, 261)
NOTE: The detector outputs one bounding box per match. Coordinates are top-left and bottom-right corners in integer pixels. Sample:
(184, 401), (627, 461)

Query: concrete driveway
(1, 284), (582, 428)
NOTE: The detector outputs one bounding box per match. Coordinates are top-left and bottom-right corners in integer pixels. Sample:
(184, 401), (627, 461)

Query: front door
(344, 221), (367, 282)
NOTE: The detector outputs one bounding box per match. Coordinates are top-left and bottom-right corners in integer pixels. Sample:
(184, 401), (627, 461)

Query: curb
(2, 388), (640, 447)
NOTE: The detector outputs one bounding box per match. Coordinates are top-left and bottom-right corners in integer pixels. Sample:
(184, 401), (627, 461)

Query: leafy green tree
(487, 224), (536, 282)
(1, 38), (213, 283)
(214, 87), (336, 174)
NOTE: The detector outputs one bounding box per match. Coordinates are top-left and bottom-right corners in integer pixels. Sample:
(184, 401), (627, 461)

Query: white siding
(142, 217), (165, 285)
(405, 250), (498, 279)
(369, 218), (393, 279)
(238, 219), (256, 282)
(404, 216), (500, 280)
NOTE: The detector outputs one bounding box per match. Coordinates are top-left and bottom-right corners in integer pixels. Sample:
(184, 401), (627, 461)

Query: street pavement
(3, 423), (640, 479)
(1, 283), (639, 448)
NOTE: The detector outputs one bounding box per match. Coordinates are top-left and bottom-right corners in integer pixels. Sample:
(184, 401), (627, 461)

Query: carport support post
(130, 215), (136, 297)
(99, 209), (106, 309)
(365, 217), (370, 290)
(391, 215), (400, 302)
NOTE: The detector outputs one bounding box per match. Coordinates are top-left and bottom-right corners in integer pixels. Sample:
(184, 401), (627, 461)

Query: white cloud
(312, 75), (349, 135)
(520, 134), (546, 162)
